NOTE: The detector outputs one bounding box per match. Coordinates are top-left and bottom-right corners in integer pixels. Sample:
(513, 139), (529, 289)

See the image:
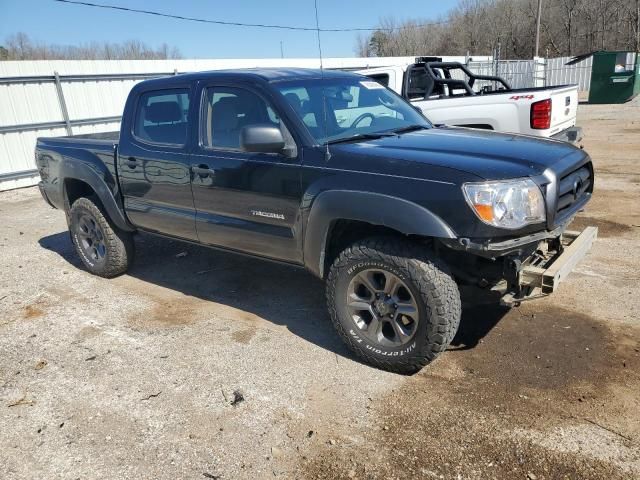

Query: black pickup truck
(36, 68), (597, 373)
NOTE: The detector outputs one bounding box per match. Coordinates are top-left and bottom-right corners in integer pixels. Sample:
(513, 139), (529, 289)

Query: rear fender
(60, 157), (134, 232)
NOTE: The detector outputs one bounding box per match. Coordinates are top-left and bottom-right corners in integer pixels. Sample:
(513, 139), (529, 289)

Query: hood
(331, 127), (584, 180)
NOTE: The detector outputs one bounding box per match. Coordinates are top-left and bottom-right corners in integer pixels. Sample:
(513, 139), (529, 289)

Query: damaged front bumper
(501, 226), (598, 306)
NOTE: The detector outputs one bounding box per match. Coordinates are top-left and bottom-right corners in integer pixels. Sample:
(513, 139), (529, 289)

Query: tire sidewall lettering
(346, 261), (408, 284)
(73, 230), (96, 268)
(349, 328), (417, 357)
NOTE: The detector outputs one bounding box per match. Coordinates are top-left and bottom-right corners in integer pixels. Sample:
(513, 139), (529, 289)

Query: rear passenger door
(189, 83), (303, 263)
(118, 86), (198, 241)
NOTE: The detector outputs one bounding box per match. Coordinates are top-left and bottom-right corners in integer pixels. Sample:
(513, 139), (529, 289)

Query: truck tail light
(530, 99), (552, 130)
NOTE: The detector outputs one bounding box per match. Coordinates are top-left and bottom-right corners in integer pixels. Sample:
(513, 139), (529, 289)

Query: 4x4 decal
(509, 95), (535, 100)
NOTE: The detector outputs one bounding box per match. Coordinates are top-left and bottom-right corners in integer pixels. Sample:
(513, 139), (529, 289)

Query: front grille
(557, 165), (592, 214)
(552, 160), (593, 226)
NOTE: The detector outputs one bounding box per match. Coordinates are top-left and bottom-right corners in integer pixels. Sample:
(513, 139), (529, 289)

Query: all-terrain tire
(326, 236), (461, 374)
(69, 196), (134, 278)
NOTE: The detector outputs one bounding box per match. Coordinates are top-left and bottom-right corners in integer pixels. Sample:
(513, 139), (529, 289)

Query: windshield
(275, 77), (431, 144)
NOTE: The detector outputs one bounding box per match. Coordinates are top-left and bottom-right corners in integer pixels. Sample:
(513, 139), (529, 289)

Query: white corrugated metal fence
(545, 55), (593, 91)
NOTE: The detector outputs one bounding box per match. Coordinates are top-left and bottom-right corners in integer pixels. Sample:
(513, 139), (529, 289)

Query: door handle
(125, 157), (138, 169)
(192, 164), (215, 177)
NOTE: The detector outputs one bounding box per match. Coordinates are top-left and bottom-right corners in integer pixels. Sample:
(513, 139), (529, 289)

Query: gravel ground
(1, 99), (639, 480)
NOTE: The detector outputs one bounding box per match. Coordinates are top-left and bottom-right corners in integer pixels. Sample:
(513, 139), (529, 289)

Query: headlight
(462, 178), (546, 229)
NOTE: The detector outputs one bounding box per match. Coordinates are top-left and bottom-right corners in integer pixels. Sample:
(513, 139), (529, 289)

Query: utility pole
(280, 41), (284, 59)
(534, 0), (543, 58)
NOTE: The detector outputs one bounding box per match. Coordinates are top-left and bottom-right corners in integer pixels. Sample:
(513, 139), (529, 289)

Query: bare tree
(354, 0), (640, 59)
(1, 33), (182, 60)
(354, 33), (370, 56)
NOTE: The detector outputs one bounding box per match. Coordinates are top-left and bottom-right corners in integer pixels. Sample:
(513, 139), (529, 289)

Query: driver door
(189, 83), (303, 263)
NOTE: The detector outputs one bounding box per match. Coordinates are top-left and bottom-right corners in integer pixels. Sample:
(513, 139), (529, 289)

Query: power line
(53, 0), (318, 31)
(52, 0), (450, 32)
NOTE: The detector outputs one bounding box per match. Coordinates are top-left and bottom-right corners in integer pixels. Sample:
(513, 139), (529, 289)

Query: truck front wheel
(326, 237), (461, 374)
(69, 196), (134, 278)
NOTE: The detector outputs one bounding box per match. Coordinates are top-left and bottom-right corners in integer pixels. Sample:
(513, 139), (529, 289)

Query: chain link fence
(464, 56), (593, 91)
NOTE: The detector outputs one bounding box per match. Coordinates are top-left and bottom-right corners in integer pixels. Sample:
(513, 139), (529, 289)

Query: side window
(407, 66), (429, 100)
(203, 86), (286, 150)
(367, 73), (389, 87)
(133, 89), (190, 145)
(280, 86), (318, 128)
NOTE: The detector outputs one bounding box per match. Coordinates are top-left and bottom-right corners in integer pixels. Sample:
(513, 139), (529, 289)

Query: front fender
(303, 190), (456, 277)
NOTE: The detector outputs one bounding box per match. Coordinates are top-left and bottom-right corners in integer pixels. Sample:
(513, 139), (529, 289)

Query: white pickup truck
(357, 58), (583, 144)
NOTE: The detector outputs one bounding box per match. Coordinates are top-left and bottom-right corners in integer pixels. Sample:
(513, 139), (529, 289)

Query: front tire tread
(326, 236), (461, 374)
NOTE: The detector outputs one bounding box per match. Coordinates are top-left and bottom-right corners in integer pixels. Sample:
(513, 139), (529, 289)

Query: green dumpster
(587, 51), (640, 104)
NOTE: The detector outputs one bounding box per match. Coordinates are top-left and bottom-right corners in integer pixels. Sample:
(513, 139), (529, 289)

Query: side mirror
(240, 124), (285, 154)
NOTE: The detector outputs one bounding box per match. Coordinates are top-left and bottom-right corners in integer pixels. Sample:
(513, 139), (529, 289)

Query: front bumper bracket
(501, 226), (598, 306)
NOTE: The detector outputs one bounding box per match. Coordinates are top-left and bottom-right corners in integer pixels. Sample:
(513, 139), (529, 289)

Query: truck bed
(35, 131), (120, 212)
(412, 85), (580, 140)
(37, 131), (119, 145)
(479, 84), (573, 95)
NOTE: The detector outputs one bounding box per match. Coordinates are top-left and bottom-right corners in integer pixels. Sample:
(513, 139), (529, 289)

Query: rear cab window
(133, 89), (190, 145)
(367, 73), (390, 87)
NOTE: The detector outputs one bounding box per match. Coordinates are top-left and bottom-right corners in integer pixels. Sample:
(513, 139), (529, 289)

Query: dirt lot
(1, 99), (639, 480)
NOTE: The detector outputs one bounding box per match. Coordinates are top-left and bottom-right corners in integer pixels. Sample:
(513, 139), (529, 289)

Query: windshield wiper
(325, 124), (429, 145)
(326, 131), (395, 145)
(390, 124), (430, 135)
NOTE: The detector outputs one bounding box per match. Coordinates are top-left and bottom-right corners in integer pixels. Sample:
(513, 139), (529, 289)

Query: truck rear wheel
(326, 237), (461, 374)
(69, 196), (134, 278)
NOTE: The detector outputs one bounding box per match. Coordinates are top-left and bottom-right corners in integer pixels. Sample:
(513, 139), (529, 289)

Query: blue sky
(0, 0), (460, 58)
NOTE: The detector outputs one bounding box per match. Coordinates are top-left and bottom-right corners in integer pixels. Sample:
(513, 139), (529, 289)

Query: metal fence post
(493, 43), (501, 91)
(532, 57), (545, 88)
(53, 71), (73, 136)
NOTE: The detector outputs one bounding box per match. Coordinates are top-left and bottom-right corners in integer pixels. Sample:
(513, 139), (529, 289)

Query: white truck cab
(358, 58), (582, 144)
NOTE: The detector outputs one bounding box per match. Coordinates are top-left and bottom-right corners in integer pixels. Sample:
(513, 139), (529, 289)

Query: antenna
(314, 0), (331, 161)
